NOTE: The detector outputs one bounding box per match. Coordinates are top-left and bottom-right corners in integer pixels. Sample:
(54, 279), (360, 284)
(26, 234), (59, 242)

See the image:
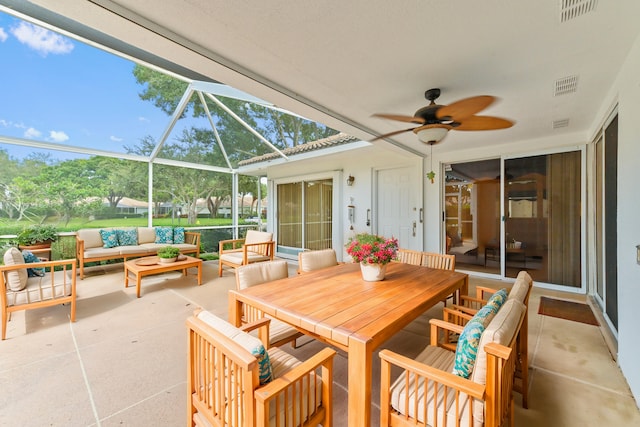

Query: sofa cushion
(245, 230), (273, 245)
(3, 247), (28, 291)
(471, 299), (526, 385)
(77, 228), (104, 249)
(116, 228), (138, 246)
(508, 271), (533, 303)
(173, 227), (185, 244)
(452, 319), (485, 378)
(22, 250), (45, 277)
(154, 226), (173, 244)
(99, 229), (119, 248)
(196, 310), (273, 385)
(4, 270), (73, 306)
(390, 346), (462, 425)
(137, 227), (156, 244)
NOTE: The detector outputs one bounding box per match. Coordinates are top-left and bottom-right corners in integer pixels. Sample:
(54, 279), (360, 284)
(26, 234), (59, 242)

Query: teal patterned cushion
(173, 227), (185, 244)
(100, 229), (119, 248)
(116, 228), (138, 246)
(471, 304), (497, 328)
(485, 288), (509, 314)
(22, 250), (45, 277)
(154, 226), (173, 244)
(452, 320), (485, 378)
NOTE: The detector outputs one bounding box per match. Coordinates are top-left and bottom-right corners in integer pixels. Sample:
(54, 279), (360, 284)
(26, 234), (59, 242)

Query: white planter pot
(360, 263), (387, 281)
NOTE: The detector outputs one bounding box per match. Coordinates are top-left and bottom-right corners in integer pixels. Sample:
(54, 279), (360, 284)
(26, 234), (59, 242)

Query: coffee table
(124, 255), (203, 297)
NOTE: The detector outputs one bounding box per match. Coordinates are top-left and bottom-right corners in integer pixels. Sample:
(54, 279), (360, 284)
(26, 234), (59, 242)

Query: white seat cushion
(220, 251), (271, 264)
(299, 249), (338, 272)
(5, 270), (73, 306)
(390, 346), (473, 426)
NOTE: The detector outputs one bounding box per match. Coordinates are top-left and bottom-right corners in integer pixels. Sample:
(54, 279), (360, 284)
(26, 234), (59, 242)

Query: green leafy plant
(157, 245), (180, 259)
(15, 224), (59, 246)
(345, 233), (398, 265)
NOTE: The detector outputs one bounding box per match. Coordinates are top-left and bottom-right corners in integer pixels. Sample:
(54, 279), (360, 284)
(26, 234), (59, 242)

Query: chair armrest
(239, 317), (271, 348)
(254, 347), (336, 426)
(475, 285), (511, 300)
(443, 306), (474, 323)
(379, 349), (485, 399)
(218, 238), (246, 254)
(429, 318), (465, 349)
(184, 232), (201, 253)
(0, 258), (77, 273)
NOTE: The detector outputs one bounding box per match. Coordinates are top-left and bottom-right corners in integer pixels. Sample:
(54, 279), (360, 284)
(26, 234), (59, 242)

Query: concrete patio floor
(1, 260), (638, 426)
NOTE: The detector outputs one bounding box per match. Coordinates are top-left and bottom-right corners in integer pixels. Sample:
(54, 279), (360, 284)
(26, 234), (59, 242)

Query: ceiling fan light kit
(415, 124), (450, 144)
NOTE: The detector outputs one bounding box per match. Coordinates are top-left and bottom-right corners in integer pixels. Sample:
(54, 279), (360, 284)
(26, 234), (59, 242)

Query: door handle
(419, 208), (424, 223)
(412, 221), (416, 237)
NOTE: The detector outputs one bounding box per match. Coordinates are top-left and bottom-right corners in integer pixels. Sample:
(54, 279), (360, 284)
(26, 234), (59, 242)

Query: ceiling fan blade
(370, 127), (418, 141)
(372, 113), (426, 124)
(436, 95), (496, 121)
(453, 115), (514, 131)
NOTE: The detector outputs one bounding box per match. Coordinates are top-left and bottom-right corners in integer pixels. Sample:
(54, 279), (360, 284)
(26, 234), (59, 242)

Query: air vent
(554, 75), (579, 96)
(553, 118), (570, 129)
(560, 0), (598, 23)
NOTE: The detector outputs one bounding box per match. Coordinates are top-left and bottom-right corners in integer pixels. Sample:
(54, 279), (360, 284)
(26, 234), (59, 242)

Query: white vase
(360, 263), (387, 281)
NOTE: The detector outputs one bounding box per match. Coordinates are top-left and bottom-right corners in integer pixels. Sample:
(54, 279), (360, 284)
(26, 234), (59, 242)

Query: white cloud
(138, 116), (150, 123)
(0, 28), (7, 42)
(110, 135), (123, 142)
(11, 22), (74, 56)
(24, 127), (41, 139)
(0, 119), (9, 127)
(49, 130), (69, 142)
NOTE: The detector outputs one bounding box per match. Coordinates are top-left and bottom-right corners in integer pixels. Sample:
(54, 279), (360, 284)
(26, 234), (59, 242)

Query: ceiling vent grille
(554, 75), (579, 96)
(560, 0), (598, 23)
(553, 118), (570, 129)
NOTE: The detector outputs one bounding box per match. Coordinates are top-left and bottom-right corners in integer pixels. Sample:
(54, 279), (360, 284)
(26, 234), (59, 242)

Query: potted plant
(16, 224), (59, 250)
(345, 233), (398, 281)
(157, 245), (181, 263)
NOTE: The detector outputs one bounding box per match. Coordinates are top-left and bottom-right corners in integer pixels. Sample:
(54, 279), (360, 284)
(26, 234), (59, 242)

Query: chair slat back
(421, 252), (455, 271)
(396, 249), (423, 266)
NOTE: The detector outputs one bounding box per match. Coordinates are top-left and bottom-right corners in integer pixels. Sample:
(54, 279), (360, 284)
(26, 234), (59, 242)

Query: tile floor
(1, 261), (638, 426)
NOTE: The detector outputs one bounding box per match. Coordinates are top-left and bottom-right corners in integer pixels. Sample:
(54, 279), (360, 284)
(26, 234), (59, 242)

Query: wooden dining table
(228, 261), (469, 426)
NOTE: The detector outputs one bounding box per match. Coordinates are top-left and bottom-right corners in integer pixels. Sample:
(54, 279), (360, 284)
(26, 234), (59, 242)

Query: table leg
(136, 274), (142, 298)
(348, 338), (372, 427)
(228, 292), (243, 326)
(197, 263), (202, 285)
(124, 266), (130, 288)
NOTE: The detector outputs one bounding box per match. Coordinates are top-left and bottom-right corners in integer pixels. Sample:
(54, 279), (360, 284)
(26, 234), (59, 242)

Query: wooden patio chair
(218, 230), (275, 277)
(1, 247), (77, 340)
(187, 309), (336, 427)
(447, 270), (534, 408)
(421, 251), (456, 305)
(380, 299), (526, 427)
(297, 248), (339, 274)
(235, 260), (304, 348)
(395, 248), (423, 265)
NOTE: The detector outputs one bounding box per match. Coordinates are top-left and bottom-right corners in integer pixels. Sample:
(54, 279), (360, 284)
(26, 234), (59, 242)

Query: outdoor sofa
(76, 226), (200, 279)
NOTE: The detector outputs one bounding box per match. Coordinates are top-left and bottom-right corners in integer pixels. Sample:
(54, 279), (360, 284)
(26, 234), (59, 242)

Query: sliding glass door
(445, 149), (583, 288)
(504, 151), (582, 286)
(276, 178), (333, 256)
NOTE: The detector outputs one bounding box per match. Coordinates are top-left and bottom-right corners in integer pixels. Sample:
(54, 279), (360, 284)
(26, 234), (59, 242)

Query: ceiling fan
(372, 88), (514, 144)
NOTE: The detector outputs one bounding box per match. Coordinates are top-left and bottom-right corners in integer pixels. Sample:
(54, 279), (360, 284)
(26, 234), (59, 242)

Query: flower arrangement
(345, 233), (398, 265)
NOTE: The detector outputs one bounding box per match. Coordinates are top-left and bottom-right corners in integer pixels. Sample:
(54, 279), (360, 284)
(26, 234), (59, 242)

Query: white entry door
(376, 166), (422, 250)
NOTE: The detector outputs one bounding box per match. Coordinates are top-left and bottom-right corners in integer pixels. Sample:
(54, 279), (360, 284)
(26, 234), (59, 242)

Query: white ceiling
(7, 0), (640, 157)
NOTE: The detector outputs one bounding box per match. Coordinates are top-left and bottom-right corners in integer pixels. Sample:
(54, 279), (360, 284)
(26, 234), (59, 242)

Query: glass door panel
(445, 159), (500, 275)
(504, 151), (581, 286)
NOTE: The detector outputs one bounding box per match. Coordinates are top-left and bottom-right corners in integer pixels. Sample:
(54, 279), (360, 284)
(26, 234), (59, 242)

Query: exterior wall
(611, 33), (640, 403)
(263, 145), (419, 261)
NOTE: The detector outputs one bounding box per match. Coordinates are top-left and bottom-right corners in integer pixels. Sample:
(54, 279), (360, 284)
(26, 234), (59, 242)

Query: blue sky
(0, 11), (183, 159)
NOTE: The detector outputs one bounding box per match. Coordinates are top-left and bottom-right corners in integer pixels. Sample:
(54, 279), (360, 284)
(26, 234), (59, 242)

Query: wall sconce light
(347, 175), (355, 186)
